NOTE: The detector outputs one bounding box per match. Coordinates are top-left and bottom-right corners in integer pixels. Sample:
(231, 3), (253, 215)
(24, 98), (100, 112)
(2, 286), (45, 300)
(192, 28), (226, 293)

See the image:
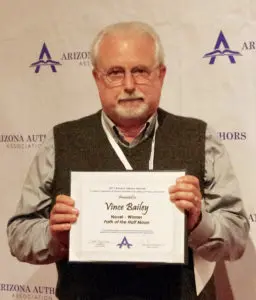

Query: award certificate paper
(69, 171), (186, 264)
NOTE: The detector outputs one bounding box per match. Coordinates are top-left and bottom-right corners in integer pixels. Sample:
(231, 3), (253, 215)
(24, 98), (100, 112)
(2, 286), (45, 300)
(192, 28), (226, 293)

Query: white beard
(115, 101), (149, 119)
(115, 90), (149, 120)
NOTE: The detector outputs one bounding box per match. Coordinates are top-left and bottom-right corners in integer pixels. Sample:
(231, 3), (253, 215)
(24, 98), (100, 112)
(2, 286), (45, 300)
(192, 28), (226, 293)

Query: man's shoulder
(158, 108), (207, 127)
(54, 110), (102, 132)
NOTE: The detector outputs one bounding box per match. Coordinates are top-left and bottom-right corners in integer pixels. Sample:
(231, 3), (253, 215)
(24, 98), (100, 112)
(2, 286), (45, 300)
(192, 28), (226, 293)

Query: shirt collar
(101, 110), (157, 148)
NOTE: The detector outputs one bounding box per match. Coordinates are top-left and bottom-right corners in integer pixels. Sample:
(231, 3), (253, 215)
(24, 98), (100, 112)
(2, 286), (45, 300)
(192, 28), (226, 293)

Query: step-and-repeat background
(1, 0), (256, 299)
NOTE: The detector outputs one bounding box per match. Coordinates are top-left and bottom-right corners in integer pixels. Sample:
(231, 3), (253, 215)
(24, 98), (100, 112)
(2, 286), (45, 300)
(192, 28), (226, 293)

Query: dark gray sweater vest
(52, 108), (215, 300)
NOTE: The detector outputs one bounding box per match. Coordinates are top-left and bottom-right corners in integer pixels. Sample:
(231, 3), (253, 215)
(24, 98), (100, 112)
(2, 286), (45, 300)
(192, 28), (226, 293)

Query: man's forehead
(97, 32), (155, 67)
(101, 31), (154, 48)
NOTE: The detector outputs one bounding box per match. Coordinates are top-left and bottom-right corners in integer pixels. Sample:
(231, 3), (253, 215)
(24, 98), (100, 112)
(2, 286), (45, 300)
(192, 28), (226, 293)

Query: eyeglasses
(96, 65), (160, 87)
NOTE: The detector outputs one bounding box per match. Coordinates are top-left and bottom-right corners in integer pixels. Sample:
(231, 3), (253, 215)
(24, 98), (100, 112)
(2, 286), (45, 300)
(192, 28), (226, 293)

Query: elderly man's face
(93, 32), (166, 126)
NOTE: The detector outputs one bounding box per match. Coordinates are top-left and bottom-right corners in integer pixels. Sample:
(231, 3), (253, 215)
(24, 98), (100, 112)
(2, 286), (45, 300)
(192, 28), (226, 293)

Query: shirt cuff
(188, 208), (215, 249)
(46, 226), (68, 259)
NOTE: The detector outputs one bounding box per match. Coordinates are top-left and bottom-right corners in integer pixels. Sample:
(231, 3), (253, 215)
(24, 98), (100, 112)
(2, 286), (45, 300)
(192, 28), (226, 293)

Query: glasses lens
(106, 68), (124, 85)
(101, 65), (158, 86)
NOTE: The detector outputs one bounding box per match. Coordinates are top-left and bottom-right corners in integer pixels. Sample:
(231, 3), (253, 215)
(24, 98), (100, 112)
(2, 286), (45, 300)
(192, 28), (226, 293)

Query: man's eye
(132, 68), (149, 76)
(107, 69), (124, 76)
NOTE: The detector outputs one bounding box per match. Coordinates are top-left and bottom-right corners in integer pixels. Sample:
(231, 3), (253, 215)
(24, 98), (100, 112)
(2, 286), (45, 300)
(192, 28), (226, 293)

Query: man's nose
(123, 71), (136, 94)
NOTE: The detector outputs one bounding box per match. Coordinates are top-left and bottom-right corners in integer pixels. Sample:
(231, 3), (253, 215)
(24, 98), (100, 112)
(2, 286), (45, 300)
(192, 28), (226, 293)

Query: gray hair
(90, 21), (165, 67)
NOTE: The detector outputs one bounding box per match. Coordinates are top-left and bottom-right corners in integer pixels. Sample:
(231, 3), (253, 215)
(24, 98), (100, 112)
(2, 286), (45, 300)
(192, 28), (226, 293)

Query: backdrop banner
(0, 1), (255, 299)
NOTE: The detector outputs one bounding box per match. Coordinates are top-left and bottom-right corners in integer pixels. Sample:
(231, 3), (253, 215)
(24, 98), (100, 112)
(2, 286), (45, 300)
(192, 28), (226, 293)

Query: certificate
(69, 171), (186, 264)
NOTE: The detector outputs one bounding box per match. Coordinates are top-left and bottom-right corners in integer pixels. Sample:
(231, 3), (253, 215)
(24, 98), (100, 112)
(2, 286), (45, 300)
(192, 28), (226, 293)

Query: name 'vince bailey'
(105, 201), (149, 215)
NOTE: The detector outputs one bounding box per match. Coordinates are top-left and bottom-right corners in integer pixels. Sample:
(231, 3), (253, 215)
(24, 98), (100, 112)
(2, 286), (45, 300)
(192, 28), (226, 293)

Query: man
(7, 21), (249, 300)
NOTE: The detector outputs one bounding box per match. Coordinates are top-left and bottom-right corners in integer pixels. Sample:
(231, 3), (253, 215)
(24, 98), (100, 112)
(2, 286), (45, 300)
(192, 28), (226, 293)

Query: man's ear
(159, 65), (166, 80)
(92, 69), (99, 81)
(159, 64), (167, 86)
(92, 69), (102, 89)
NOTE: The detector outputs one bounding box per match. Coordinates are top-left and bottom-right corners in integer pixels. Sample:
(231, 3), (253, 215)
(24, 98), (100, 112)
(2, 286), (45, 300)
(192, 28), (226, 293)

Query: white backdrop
(1, 1), (255, 299)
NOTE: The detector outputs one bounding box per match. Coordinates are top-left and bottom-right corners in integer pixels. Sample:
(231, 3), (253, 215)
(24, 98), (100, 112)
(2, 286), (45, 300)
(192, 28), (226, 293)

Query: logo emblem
(203, 31), (242, 64)
(117, 236), (133, 249)
(30, 43), (61, 73)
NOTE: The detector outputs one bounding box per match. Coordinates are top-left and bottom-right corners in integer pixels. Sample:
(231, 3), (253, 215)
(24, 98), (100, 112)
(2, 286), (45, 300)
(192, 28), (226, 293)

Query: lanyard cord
(101, 113), (158, 171)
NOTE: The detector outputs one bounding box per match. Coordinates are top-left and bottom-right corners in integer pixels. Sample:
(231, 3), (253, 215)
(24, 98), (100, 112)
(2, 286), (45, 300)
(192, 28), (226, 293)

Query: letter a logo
(30, 43), (61, 73)
(203, 31), (242, 64)
(117, 236), (133, 249)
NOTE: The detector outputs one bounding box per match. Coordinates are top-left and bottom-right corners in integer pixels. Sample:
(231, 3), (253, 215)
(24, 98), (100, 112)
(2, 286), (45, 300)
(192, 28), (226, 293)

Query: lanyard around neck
(101, 113), (158, 170)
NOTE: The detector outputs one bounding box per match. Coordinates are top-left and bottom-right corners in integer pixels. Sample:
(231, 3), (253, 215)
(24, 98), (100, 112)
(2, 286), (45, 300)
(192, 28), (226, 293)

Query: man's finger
(51, 203), (79, 215)
(50, 223), (71, 232)
(175, 199), (197, 211)
(50, 214), (78, 225)
(56, 194), (75, 206)
(176, 175), (200, 187)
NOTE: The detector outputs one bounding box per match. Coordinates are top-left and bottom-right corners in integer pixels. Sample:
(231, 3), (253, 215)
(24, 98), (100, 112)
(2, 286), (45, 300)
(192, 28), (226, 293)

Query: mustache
(118, 91), (145, 101)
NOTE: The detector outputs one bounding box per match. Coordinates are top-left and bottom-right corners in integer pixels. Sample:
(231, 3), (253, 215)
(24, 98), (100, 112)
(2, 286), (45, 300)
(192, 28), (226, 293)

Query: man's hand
(169, 175), (202, 231)
(49, 194), (79, 247)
